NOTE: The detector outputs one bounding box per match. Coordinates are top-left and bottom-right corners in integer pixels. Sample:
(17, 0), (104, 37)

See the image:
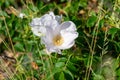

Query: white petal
(59, 21), (77, 32)
(46, 46), (61, 54)
(40, 14), (53, 23)
(56, 21), (78, 49)
(30, 18), (42, 26)
(41, 27), (54, 45)
(41, 26), (62, 54)
(44, 20), (59, 30)
(42, 37), (62, 54)
(49, 11), (62, 24)
(58, 31), (78, 49)
(30, 12), (55, 27)
(31, 26), (46, 36)
(30, 12), (59, 36)
(49, 12), (56, 19)
(58, 41), (75, 49)
(40, 12), (56, 23)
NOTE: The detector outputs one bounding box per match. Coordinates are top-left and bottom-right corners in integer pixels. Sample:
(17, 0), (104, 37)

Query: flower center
(53, 35), (64, 46)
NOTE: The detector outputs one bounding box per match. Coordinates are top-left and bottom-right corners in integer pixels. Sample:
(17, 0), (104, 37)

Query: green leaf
(14, 42), (25, 51)
(58, 57), (67, 62)
(108, 27), (118, 39)
(0, 10), (8, 17)
(36, 60), (43, 66)
(59, 72), (65, 80)
(55, 62), (65, 68)
(13, 37), (22, 42)
(30, 5), (38, 12)
(79, 0), (87, 7)
(67, 62), (77, 72)
(116, 68), (120, 77)
(87, 15), (97, 27)
(93, 74), (105, 80)
(64, 69), (74, 80)
(26, 41), (35, 52)
(108, 27), (118, 34)
(46, 68), (62, 80)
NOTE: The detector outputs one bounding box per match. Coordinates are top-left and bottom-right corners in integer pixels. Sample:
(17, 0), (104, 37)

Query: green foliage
(87, 15), (97, 27)
(14, 42), (25, 52)
(108, 27), (118, 39)
(0, 0), (120, 80)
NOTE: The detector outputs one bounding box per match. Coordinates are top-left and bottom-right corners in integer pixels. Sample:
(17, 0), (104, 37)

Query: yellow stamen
(53, 35), (64, 46)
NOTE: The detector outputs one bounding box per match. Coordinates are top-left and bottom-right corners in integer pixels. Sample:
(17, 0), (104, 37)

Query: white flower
(30, 12), (78, 54)
(18, 13), (26, 19)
